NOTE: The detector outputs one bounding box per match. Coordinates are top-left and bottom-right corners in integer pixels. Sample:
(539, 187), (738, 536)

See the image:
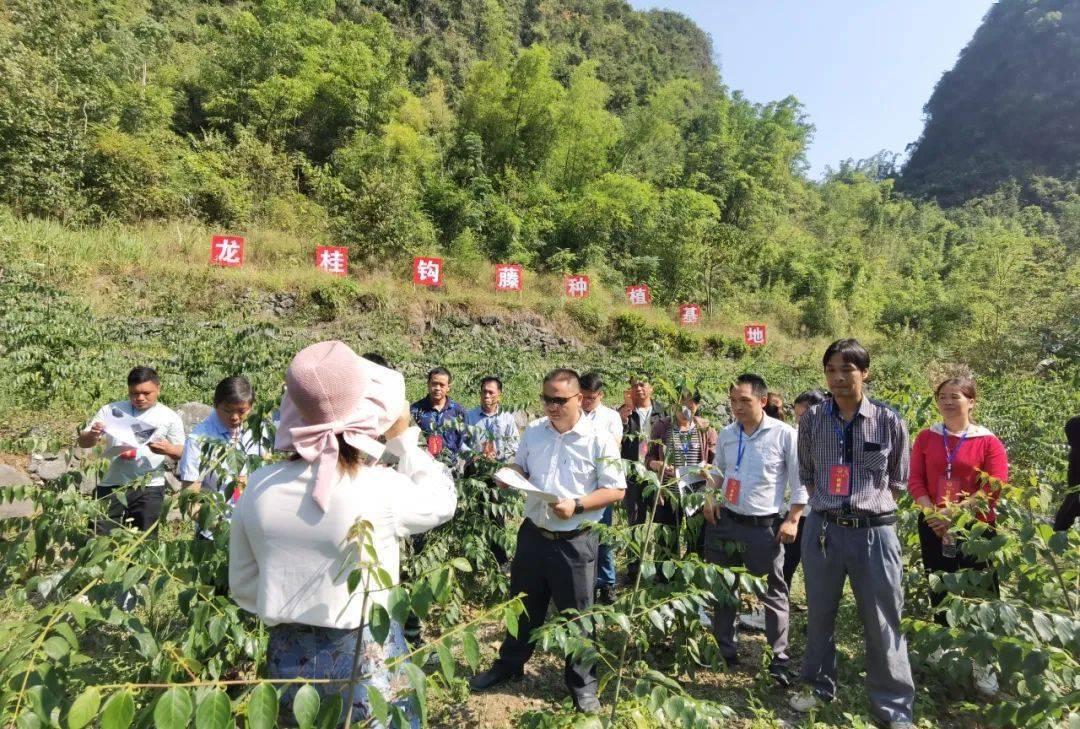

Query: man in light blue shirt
(704, 373), (806, 685)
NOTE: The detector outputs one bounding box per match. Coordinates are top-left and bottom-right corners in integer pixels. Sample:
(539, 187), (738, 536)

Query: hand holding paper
(494, 467), (560, 503)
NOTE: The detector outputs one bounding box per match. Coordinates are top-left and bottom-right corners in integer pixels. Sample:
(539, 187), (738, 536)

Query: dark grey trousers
(800, 511), (915, 723)
(494, 520), (599, 700)
(703, 514), (790, 664)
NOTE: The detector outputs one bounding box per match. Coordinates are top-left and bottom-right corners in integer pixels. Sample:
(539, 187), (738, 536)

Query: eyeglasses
(541, 393), (579, 407)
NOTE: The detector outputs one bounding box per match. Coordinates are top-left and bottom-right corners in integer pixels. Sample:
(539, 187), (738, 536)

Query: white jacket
(229, 428), (456, 628)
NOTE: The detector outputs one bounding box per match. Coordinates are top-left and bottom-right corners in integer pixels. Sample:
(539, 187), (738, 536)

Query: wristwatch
(573, 498), (584, 515)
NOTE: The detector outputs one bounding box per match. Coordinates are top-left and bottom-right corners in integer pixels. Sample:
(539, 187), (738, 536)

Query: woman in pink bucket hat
(229, 340), (456, 726)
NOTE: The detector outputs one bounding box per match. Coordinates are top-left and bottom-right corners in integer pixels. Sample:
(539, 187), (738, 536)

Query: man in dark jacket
(618, 375), (665, 581)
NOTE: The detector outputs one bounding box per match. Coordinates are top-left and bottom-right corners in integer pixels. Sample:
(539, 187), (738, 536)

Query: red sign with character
(744, 324), (767, 347)
(494, 264), (523, 292)
(412, 257), (443, 287)
(678, 303), (702, 326)
(210, 235), (244, 267)
(625, 284), (651, 306)
(315, 246), (348, 276)
(564, 275), (590, 299)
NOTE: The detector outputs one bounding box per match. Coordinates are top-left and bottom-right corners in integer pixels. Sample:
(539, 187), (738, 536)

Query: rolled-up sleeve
(594, 431), (626, 491)
(386, 427), (458, 537)
(887, 415), (910, 492)
(177, 435), (202, 482)
(786, 427), (808, 505)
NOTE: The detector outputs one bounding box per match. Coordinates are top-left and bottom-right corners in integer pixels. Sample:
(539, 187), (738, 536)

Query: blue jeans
(595, 505), (616, 588)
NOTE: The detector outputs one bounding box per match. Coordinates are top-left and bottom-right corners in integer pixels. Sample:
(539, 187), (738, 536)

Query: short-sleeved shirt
(714, 415), (806, 516)
(463, 407), (519, 461)
(86, 401), (186, 489)
(583, 405), (623, 449)
(177, 411), (265, 494)
(410, 397), (468, 462)
(797, 397), (910, 515)
(514, 415), (626, 532)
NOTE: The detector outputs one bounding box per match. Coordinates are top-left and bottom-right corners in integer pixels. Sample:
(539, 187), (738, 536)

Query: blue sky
(626, 0), (994, 178)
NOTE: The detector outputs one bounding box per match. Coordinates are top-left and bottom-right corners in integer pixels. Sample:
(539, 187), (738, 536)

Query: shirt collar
(545, 413), (592, 437)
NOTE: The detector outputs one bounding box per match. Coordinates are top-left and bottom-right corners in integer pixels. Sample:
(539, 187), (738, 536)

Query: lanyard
(829, 400), (856, 464)
(734, 426), (747, 473)
(941, 426), (968, 478)
(675, 426), (694, 461)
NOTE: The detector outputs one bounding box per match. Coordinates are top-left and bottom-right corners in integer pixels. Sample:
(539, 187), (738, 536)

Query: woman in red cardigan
(909, 376), (1009, 625)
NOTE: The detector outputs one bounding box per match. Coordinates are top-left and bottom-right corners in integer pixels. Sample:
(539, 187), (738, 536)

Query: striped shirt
(797, 397), (909, 515)
(665, 425), (703, 469)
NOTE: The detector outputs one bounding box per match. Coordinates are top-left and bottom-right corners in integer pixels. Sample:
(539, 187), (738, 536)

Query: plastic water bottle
(942, 532), (957, 558)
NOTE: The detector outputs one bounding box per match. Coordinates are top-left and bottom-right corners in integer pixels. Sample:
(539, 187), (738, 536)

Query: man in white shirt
(617, 374), (665, 582)
(470, 369), (626, 713)
(704, 373), (806, 685)
(580, 372), (623, 604)
(78, 366), (186, 534)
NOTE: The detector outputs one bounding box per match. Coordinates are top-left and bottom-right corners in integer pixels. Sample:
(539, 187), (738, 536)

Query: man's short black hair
(427, 366), (452, 383)
(480, 376), (502, 392)
(362, 352), (390, 368)
(629, 373), (652, 385)
(794, 389), (828, 408)
(580, 372), (604, 393)
(822, 338), (870, 371)
(127, 366), (160, 387)
(731, 373), (768, 399)
(213, 376), (254, 406)
(543, 368), (580, 389)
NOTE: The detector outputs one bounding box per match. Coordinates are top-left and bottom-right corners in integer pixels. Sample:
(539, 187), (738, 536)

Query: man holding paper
(78, 366), (186, 534)
(703, 373), (805, 686)
(470, 369), (626, 713)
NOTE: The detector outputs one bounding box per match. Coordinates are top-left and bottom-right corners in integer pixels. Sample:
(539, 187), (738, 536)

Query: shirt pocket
(861, 444), (890, 474)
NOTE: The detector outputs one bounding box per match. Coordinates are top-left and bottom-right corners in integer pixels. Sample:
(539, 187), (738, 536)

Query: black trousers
(917, 514), (999, 626)
(495, 520), (599, 699)
(93, 485), (165, 535)
(782, 515), (807, 589)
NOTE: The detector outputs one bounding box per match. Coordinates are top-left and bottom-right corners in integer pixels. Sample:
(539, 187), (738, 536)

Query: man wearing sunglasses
(470, 369), (626, 713)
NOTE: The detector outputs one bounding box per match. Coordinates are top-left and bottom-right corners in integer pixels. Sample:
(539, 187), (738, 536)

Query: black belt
(821, 510), (897, 528)
(526, 519), (586, 540)
(721, 507), (778, 528)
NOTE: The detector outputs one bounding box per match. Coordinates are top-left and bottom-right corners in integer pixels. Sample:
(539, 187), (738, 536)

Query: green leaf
(313, 695), (342, 729)
(462, 631), (481, 671)
(194, 689), (231, 729)
(364, 684), (390, 728)
(501, 609), (518, 635)
(386, 586), (411, 625)
(370, 605), (391, 644)
(436, 641), (455, 680)
(292, 685), (319, 729)
(403, 662), (427, 725)
(67, 687), (101, 729)
(450, 557), (472, 572)
(153, 687), (193, 729)
(245, 684), (278, 729)
(100, 690), (135, 729)
(43, 636), (71, 660)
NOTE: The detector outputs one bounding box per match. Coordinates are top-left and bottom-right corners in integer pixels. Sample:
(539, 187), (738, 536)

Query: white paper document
(103, 406), (160, 449)
(676, 465), (709, 493)
(494, 467), (561, 504)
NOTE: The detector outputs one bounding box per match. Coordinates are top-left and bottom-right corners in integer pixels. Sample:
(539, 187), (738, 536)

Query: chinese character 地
(744, 325), (766, 346)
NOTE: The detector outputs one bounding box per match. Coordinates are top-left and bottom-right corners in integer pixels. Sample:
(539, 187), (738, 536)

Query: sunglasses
(541, 393), (580, 407)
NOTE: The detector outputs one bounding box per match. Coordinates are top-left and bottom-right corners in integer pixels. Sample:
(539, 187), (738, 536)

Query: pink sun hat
(275, 340), (406, 511)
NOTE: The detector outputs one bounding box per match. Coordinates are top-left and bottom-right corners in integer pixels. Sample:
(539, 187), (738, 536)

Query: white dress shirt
(514, 414), (626, 531)
(463, 406), (520, 460)
(84, 401), (186, 488)
(582, 404), (623, 448)
(713, 414), (807, 516)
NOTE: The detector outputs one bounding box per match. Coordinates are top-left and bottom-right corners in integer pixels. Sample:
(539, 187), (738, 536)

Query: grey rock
(32, 456), (76, 482)
(0, 464), (31, 488)
(178, 402), (213, 433)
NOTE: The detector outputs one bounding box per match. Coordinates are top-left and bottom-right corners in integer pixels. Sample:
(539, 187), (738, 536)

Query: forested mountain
(0, 0), (1077, 372)
(901, 0), (1080, 208)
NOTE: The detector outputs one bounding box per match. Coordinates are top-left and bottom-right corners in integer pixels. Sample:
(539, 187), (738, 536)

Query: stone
(0, 464), (31, 488)
(178, 402), (213, 433)
(0, 464), (34, 519)
(32, 455), (77, 482)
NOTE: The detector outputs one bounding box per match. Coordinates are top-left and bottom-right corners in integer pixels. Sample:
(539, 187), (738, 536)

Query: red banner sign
(315, 246), (348, 276)
(678, 303), (702, 326)
(494, 264), (523, 292)
(744, 324), (767, 346)
(210, 235), (244, 267)
(412, 257), (444, 287)
(625, 284), (651, 306)
(564, 275), (590, 298)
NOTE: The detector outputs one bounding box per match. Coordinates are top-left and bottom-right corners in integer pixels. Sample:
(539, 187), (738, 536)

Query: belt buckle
(837, 515), (857, 528)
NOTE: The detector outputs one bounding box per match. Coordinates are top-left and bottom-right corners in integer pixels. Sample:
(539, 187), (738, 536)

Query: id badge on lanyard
(725, 427), (748, 504)
(829, 402), (853, 497)
(939, 426), (968, 505)
(427, 434), (444, 456)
